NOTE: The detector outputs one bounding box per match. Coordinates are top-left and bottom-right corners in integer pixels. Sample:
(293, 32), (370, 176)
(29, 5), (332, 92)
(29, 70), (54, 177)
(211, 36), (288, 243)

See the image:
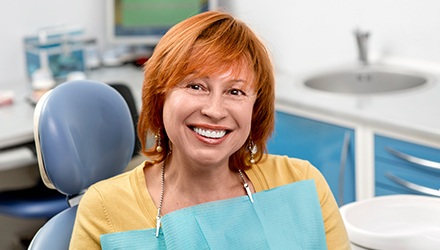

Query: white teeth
(193, 127), (226, 139)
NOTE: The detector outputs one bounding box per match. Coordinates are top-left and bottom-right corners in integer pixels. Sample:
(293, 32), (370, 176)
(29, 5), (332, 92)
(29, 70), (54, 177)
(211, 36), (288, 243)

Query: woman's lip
(188, 124), (231, 131)
(188, 125), (231, 144)
(191, 128), (229, 145)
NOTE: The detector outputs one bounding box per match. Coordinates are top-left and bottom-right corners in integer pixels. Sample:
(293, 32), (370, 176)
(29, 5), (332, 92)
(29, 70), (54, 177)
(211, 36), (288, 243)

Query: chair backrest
(28, 80), (135, 249)
(108, 83), (141, 157)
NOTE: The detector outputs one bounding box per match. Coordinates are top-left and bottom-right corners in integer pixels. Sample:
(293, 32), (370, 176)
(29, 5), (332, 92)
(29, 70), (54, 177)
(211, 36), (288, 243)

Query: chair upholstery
(28, 206), (78, 249)
(0, 181), (67, 218)
(0, 82), (138, 221)
(0, 135), (68, 220)
(28, 80), (135, 249)
(108, 83), (141, 157)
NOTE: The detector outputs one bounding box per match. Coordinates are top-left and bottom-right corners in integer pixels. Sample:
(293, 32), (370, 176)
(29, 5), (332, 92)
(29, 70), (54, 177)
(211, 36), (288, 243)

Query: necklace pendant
(244, 183), (254, 203)
(239, 169), (254, 204)
(155, 215), (162, 238)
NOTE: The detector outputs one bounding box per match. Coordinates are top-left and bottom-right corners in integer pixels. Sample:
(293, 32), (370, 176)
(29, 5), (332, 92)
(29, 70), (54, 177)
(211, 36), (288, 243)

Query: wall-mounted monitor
(105, 0), (219, 46)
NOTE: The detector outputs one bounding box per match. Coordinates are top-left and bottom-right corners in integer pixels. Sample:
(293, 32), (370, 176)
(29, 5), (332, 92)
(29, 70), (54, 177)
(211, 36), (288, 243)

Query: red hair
(137, 11), (275, 171)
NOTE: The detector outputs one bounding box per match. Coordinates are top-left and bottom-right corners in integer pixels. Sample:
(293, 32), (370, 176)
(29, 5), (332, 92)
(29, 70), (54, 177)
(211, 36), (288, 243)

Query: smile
(193, 127), (227, 139)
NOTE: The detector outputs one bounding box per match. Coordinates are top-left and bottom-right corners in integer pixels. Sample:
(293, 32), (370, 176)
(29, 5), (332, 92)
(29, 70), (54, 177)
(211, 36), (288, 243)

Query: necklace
(155, 163), (254, 238)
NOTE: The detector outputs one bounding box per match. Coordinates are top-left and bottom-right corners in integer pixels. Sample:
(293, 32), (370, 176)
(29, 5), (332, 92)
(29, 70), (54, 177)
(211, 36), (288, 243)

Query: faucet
(354, 29), (370, 66)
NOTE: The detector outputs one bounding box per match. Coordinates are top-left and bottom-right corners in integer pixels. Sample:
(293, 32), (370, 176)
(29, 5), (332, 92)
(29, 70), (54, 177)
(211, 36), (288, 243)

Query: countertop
(274, 62), (440, 144)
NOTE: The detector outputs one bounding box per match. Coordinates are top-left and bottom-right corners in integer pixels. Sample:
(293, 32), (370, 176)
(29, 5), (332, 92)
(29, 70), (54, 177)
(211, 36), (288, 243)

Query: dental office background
(2, 0), (440, 89)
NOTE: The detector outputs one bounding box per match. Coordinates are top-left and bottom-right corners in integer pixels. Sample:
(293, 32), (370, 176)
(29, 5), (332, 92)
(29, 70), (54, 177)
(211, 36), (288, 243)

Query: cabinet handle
(338, 131), (351, 206)
(386, 147), (440, 171)
(384, 172), (440, 197)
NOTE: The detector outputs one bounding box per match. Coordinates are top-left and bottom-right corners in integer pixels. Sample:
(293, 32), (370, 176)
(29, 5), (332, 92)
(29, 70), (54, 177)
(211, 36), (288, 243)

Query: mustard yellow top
(69, 155), (350, 249)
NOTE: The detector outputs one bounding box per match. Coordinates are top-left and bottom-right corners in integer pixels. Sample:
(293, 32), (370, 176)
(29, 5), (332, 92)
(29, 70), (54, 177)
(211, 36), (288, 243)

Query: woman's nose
(200, 94), (227, 121)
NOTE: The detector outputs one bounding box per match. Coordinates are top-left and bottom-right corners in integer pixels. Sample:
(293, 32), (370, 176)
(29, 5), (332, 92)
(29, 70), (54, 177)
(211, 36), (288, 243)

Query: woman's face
(163, 67), (256, 168)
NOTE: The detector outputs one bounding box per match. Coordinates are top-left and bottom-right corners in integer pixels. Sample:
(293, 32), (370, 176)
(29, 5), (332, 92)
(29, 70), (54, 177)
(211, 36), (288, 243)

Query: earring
(155, 133), (163, 153)
(248, 140), (257, 164)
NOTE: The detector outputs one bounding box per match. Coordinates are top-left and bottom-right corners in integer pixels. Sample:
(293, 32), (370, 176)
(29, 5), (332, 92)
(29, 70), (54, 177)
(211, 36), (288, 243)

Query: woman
(70, 10), (350, 249)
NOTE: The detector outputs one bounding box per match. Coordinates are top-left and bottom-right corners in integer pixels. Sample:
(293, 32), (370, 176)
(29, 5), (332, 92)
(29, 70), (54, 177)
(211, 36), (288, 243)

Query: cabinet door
(375, 135), (440, 197)
(267, 111), (356, 205)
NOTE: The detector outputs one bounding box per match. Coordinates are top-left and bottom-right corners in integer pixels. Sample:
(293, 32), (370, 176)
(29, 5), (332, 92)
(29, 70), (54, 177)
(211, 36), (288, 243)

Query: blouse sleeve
(69, 186), (110, 250)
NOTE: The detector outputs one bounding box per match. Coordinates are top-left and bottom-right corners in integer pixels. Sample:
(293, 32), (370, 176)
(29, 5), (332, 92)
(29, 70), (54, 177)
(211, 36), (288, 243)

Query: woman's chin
(189, 152), (230, 168)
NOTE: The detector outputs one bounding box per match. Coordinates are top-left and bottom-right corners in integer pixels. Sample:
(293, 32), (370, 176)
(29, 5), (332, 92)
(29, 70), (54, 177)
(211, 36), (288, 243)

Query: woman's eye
(229, 89), (245, 96)
(187, 84), (203, 91)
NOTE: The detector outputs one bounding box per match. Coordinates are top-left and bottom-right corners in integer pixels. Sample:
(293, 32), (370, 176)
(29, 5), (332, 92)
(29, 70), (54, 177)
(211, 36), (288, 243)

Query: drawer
(375, 135), (440, 166)
(375, 184), (421, 196)
(375, 160), (440, 195)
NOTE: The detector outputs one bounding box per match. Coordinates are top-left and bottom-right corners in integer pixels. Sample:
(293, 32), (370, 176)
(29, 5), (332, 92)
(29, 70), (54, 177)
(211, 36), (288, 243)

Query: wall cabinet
(267, 111), (356, 206)
(374, 134), (440, 197)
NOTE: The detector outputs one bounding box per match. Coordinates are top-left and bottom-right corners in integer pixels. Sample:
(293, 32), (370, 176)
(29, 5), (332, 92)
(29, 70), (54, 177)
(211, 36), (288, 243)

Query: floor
(0, 154), (148, 250)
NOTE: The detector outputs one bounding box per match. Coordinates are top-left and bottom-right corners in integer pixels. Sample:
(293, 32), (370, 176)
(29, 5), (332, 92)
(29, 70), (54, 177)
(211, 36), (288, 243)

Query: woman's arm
(69, 186), (109, 250)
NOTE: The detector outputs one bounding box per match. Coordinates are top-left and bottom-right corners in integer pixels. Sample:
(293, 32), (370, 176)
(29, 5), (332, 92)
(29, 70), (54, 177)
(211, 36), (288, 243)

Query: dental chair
(107, 82), (141, 157)
(27, 80), (135, 249)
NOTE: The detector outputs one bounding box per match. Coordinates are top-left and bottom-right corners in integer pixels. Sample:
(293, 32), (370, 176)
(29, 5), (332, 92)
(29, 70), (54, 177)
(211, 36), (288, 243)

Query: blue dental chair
(27, 80), (135, 249)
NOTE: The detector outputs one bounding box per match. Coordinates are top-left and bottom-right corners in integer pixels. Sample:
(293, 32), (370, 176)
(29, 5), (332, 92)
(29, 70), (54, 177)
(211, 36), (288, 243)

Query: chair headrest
(34, 80), (135, 196)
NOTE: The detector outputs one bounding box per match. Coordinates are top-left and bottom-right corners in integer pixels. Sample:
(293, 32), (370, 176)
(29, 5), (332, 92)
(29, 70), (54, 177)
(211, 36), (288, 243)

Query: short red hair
(137, 10), (275, 171)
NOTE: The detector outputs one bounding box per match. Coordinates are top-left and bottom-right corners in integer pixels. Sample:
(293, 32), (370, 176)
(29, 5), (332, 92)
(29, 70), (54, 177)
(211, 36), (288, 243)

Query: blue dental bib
(101, 180), (327, 249)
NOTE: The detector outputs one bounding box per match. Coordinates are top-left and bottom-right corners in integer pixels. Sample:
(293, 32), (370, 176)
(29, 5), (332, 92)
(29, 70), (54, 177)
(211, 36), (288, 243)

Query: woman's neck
(158, 157), (247, 214)
(167, 157), (240, 194)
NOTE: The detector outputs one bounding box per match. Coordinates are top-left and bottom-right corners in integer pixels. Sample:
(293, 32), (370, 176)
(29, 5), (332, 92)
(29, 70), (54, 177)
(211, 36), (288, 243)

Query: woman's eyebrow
(230, 79), (247, 83)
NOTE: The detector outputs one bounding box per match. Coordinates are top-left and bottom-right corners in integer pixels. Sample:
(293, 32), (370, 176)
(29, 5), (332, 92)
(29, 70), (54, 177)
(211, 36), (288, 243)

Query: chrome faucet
(354, 29), (370, 66)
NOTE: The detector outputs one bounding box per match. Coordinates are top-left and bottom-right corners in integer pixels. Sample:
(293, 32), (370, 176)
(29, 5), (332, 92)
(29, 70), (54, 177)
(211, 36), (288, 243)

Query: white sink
(340, 195), (440, 250)
(304, 66), (429, 95)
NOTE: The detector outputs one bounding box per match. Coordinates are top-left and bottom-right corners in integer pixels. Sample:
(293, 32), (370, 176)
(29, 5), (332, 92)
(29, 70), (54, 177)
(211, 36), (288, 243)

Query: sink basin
(340, 195), (440, 250)
(304, 67), (428, 94)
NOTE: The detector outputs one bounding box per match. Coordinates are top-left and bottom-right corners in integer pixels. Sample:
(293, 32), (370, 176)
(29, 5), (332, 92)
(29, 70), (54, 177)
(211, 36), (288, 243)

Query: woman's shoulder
(257, 154), (317, 177)
(248, 154), (324, 190)
(83, 162), (145, 201)
(76, 162), (149, 224)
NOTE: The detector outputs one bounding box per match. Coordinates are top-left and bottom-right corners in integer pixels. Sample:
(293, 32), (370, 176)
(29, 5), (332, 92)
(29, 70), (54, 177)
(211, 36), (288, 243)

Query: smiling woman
(139, 12), (274, 170)
(69, 10), (350, 250)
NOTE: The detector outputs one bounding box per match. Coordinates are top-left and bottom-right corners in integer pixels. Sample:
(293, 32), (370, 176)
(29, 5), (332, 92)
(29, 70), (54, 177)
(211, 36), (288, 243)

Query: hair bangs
(184, 36), (255, 87)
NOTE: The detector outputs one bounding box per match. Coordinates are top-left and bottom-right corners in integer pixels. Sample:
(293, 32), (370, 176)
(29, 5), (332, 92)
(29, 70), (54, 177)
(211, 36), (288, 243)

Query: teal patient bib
(100, 180), (327, 249)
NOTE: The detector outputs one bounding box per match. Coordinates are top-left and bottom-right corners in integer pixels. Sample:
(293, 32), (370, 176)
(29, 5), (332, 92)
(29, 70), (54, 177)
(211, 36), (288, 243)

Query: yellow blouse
(69, 154), (350, 249)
